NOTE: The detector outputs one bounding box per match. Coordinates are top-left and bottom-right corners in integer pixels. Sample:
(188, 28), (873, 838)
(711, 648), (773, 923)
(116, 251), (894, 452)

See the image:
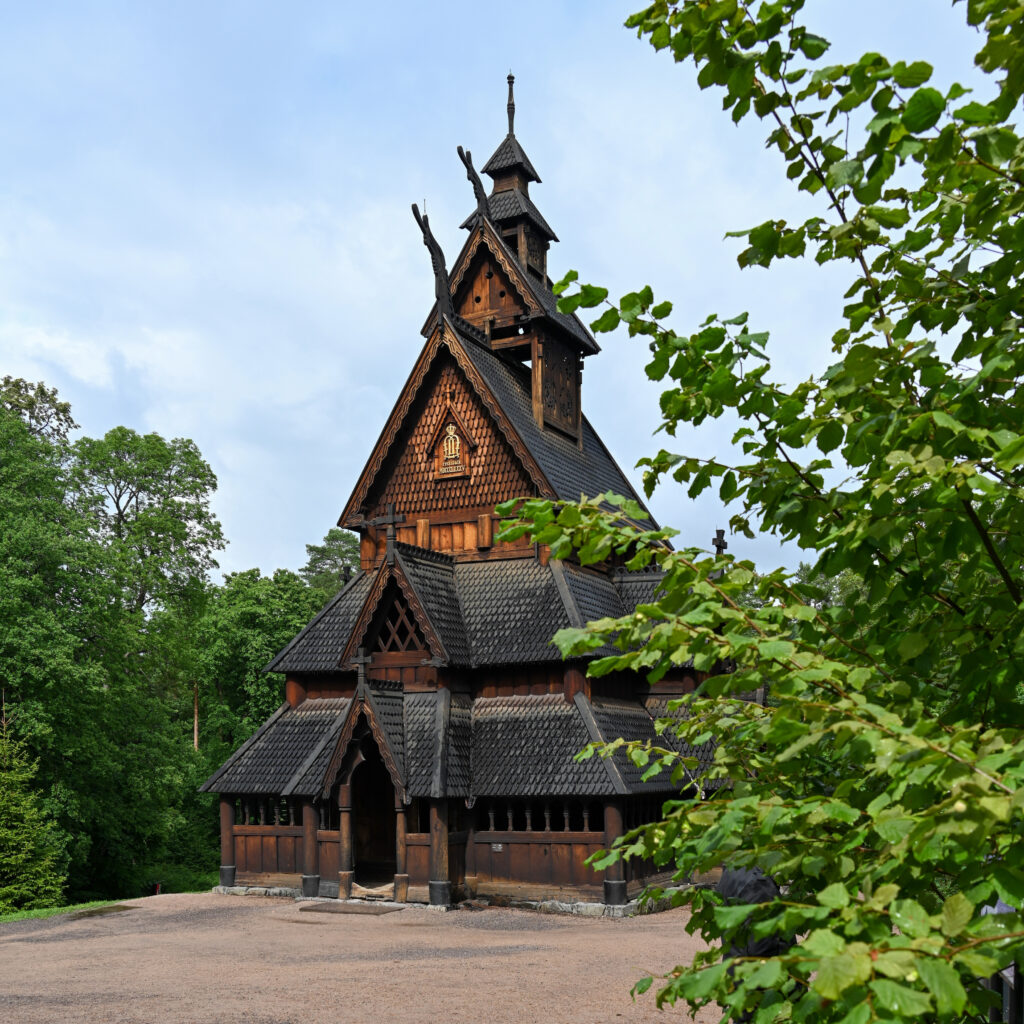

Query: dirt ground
(0, 892), (719, 1024)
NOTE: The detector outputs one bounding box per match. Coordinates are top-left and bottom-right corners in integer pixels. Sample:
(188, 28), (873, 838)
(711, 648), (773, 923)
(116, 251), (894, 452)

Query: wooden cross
(362, 502), (406, 565)
(713, 529), (728, 556)
(350, 646), (373, 688)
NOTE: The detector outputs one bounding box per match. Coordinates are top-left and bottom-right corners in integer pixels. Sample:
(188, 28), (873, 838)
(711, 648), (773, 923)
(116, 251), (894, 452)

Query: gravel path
(0, 892), (718, 1024)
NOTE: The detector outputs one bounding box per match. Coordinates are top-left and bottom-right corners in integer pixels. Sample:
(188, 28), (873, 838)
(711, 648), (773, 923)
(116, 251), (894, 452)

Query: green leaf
(590, 307), (620, 333)
(916, 958), (967, 1015)
(818, 882), (850, 909)
(954, 100), (997, 125)
(893, 60), (933, 87)
(897, 633), (927, 661)
(827, 160), (863, 188)
(578, 284), (609, 308)
(901, 87), (944, 132)
(994, 434), (1024, 470)
(552, 269), (578, 296)
(803, 929), (845, 957)
(798, 33), (830, 59)
(940, 892), (973, 937)
(814, 950), (872, 999)
(869, 979), (932, 1015)
(817, 419), (843, 454)
(891, 899), (931, 938)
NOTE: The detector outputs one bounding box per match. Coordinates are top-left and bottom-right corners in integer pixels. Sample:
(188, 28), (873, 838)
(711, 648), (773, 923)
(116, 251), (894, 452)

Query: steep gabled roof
(339, 326), (550, 528)
(453, 326), (652, 511)
(445, 218), (597, 353)
(394, 545), (471, 665)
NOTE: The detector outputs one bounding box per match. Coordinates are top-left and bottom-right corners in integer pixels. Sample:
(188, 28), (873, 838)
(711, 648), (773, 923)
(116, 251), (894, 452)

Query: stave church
(201, 77), (713, 907)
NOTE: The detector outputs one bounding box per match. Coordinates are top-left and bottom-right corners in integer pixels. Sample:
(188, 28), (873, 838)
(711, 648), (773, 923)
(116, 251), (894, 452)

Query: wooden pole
(603, 799), (627, 906)
(464, 805), (477, 898)
(338, 783), (353, 899)
(218, 797), (235, 887)
(428, 798), (450, 906)
(301, 799), (320, 897)
(193, 681), (199, 750)
(394, 799), (409, 902)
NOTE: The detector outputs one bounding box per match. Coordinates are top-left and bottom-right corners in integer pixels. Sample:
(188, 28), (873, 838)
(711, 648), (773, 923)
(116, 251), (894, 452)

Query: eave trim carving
(319, 693), (406, 803)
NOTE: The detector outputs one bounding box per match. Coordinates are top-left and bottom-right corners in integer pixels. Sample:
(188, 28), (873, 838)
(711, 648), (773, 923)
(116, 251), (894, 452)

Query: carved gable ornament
(426, 401), (477, 481)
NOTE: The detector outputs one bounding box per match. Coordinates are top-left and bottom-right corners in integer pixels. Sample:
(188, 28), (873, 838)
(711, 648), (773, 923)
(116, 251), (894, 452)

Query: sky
(0, 1), (989, 579)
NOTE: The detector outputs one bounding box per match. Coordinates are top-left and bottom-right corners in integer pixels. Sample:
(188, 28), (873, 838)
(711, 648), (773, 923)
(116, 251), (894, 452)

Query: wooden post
(301, 799), (320, 897)
(464, 805), (478, 898)
(603, 799), (627, 906)
(193, 682), (199, 750)
(394, 800), (409, 902)
(338, 783), (353, 899)
(218, 797), (236, 887)
(285, 677), (306, 708)
(476, 513), (492, 550)
(428, 798), (451, 906)
(416, 517), (430, 549)
(565, 665), (587, 702)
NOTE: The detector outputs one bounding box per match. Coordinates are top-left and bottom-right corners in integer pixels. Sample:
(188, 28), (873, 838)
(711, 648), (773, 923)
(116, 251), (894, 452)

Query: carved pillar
(338, 783), (353, 899)
(394, 800), (409, 902)
(219, 797), (236, 887)
(603, 799), (627, 906)
(428, 798), (451, 906)
(301, 799), (320, 897)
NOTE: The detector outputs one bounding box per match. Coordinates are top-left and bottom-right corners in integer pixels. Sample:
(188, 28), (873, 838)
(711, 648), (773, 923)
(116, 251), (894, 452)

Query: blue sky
(0, 2), (987, 578)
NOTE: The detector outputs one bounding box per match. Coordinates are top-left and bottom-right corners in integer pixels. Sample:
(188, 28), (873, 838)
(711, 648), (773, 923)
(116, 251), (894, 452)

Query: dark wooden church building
(202, 78), (710, 907)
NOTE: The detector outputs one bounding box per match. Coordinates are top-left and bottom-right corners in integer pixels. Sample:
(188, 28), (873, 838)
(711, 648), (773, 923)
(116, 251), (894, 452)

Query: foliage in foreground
(503, 1), (1024, 1020)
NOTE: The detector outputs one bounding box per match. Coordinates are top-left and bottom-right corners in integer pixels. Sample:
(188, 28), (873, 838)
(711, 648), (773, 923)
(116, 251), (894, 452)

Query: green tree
(73, 427), (224, 613)
(0, 396), (228, 899)
(194, 568), (323, 750)
(0, 376), (77, 443)
(502, 2), (1024, 1020)
(300, 527), (360, 604)
(0, 698), (68, 913)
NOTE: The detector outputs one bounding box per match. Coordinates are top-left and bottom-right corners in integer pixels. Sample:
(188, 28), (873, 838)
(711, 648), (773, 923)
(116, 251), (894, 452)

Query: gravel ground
(0, 892), (718, 1024)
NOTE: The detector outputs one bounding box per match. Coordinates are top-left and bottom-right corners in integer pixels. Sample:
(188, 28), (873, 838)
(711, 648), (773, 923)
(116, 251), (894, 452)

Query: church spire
(507, 72), (515, 135)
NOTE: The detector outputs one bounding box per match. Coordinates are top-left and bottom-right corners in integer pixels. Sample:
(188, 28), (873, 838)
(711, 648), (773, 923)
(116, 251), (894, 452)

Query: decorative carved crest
(457, 145), (491, 221)
(412, 203), (453, 332)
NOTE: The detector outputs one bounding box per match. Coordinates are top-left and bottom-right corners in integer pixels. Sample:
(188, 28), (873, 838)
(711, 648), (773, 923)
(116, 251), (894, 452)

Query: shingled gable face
(202, 76), (718, 909)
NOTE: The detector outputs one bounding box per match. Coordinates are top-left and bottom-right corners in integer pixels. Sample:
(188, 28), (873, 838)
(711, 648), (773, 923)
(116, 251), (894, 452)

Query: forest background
(0, 377), (358, 907)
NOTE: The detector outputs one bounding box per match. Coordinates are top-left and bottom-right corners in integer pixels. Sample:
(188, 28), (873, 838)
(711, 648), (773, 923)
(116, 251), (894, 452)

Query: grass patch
(0, 900), (117, 924)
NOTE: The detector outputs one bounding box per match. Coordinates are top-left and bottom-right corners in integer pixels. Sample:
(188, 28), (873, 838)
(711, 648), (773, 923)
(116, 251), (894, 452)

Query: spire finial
(507, 72), (515, 135)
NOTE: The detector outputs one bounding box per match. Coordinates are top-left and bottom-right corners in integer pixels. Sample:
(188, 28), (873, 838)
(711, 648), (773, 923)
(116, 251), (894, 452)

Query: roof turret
(481, 74), (541, 185)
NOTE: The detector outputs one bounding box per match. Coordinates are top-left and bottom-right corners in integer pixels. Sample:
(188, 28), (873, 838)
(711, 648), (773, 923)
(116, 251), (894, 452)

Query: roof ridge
(573, 692), (628, 795)
(263, 571), (367, 674)
(550, 560), (583, 629)
(392, 540), (456, 566)
(391, 548), (452, 664)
